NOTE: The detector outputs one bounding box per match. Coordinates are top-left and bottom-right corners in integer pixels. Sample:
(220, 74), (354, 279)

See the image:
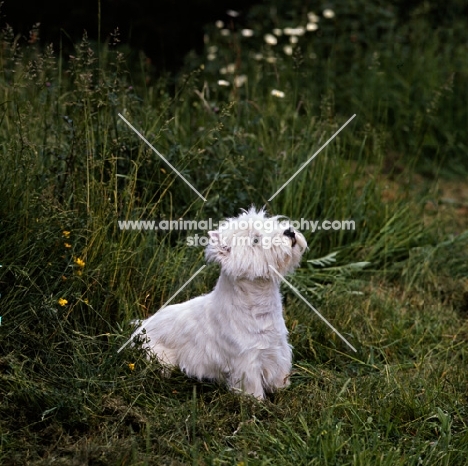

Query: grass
(1, 1), (468, 464)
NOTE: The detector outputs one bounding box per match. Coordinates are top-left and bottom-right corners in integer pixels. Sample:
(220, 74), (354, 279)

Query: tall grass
(1, 1), (467, 464)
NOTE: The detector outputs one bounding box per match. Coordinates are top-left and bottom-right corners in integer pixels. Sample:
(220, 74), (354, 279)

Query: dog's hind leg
(148, 344), (178, 377)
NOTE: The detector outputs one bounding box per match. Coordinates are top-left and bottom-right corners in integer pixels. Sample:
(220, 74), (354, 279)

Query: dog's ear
(208, 231), (231, 252)
(208, 230), (220, 243)
(206, 231), (231, 264)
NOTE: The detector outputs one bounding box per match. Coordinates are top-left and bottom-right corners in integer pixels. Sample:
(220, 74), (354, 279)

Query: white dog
(130, 207), (307, 399)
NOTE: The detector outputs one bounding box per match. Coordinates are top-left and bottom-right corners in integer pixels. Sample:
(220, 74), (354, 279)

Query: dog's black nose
(283, 228), (297, 247)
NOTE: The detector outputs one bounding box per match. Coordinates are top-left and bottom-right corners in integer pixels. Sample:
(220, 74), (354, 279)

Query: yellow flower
(74, 257), (85, 268)
(75, 270), (82, 276)
(58, 298), (68, 306)
(83, 298), (89, 305)
(64, 243), (72, 248)
(62, 230), (71, 238)
(128, 363), (135, 371)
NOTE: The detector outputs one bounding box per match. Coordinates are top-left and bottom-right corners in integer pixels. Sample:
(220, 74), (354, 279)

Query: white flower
(241, 29), (254, 37)
(283, 45), (293, 56)
(264, 33), (277, 45)
(265, 56), (277, 64)
(208, 45), (218, 54)
(323, 9), (335, 19)
(307, 12), (320, 23)
(289, 36), (298, 44)
(221, 29), (230, 36)
(284, 27), (305, 36)
(226, 63), (236, 73)
(207, 53), (216, 61)
(215, 20), (224, 29)
(307, 22), (319, 31)
(234, 75), (247, 87)
(217, 80), (230, 87)
(220, 67), (227, 74)
(271, 89), (285, 98)
(253, 53), (263, 60)
(273, 28), (283, 36)
(226, 9), (239, 18)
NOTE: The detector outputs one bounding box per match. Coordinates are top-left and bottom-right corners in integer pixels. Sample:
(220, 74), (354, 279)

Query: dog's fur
(132, 207), (307, 399)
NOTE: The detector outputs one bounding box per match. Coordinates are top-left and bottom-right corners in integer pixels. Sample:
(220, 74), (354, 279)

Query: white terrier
(131, 207), (307, 399)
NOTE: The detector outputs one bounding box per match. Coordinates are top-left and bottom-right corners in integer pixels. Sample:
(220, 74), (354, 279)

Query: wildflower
(226, 9), (239, 18)
(221, 29), (230, 36)
(226, 63), (236, 73)
(217, 79), (230, 87)
(128, 363), (135, 370)
(64, 243), (72, 248)
(308, 12), (320, 23)
(273, 28), (283, 36)
(207, 53), (216, 61)
(220, 67), (227, 74)
(264, 33), (277, 45)
(283, 45), (293, 56)
(307, 23), (319, 31)
(265, 56), (277, 64)
(241, 29), (254, 37)
(76, 270), (82, 276)
(208, 45), (218, 54)
(215, 20), (224, 28)
(74, 257), (85, 268)
(271, 89), (285, 98)
(253, 53), (263, 60)
(62, 231), (71, 238)
(234, 75), (247, 87)
(289, 36), (298, 44)
(323, 8), (335, 19)
(58, 298), (68, 306)
(283, 27), (305, 36)
(62, 275), (67, 281)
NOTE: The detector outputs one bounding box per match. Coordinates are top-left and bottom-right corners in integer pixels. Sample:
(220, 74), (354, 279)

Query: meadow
(1, 0), (468, 464)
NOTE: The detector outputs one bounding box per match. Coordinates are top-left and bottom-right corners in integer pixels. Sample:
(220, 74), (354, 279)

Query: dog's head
(205, 207), (307, 280)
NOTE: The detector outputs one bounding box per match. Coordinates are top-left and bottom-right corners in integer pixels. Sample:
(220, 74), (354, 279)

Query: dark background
(2, 0), (467, 74)
(1, 0), (256, 72)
